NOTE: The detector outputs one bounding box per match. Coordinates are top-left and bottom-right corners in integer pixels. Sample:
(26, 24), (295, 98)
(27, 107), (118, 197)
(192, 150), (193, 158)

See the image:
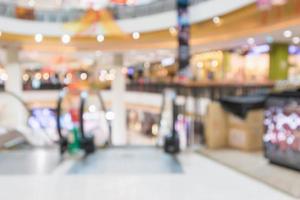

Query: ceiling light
(247, 37), (255, 45)
(23, 74), (29, 81)
(61, 34), (71, 44)
(105, 111), (115, 121)
(211, 60), (218, 68)
(28, 0), (35, 7)
(97, 34), (105, 43)
(132, 32), (140, 40)
(88, 105), (97, 113)
(34, 33), (43, 43)
(197, 62), (204, 69)
(212, 16), (221, 25)
(169, 27), (177, 36)
(80, 72), (88, 80)
(35, 73), (42, 80)
(293, 37), (300, 44)
(161, 57), (175, 66)
(43, 73), (50, 80)
(283, 30), (292, 38)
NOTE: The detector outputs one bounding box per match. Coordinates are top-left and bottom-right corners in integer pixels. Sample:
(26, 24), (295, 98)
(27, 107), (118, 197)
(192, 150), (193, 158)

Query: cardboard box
(228, 110), (264, 151)
(204, 102), (228, 149)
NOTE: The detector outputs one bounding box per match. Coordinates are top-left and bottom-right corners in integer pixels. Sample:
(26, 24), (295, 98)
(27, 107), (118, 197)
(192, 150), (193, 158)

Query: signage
(177, 0), (190, 72)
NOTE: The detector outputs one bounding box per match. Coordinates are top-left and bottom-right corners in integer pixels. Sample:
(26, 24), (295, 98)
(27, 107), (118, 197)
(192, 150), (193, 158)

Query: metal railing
(0, 0), (208, 22)
(111, 0), (208, 19)
(126, 81), (274, 100)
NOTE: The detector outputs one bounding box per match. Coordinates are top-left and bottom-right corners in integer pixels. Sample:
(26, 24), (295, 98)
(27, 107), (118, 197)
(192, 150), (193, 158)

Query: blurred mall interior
(0, 0), (300, 199)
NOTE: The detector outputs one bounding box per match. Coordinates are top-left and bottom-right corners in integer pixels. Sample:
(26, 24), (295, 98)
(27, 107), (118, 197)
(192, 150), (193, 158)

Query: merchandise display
(227, 110), (264, 151)
(264, 91), (300, 170)
(220, 95), (265, 151)
(204, 102), (228, 149)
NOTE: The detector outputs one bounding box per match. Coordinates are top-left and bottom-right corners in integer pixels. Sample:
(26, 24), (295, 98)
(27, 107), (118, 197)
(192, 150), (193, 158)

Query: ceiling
(0, 0), (299, 57)
(0, 0), (157, 10)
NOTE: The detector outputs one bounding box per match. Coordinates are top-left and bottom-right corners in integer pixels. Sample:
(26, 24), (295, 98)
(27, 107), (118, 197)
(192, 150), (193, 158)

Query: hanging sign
(177, 0), (190, 72)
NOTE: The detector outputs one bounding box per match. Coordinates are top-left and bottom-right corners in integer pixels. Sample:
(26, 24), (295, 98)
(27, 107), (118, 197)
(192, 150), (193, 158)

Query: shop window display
(191, 47), (270, 82)
(127, 110), (160, 145)
(22, 69), (113, 91)
(288, 46), (300, 81)
(28, 108), (58, 141)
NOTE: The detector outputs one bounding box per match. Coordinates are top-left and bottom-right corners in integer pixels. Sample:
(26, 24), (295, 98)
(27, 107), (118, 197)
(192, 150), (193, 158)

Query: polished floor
(199, 147), (300, 198)
(0, 148), (60, 175)
(68, 147), (182, 174)
(0, 147), (296, 200)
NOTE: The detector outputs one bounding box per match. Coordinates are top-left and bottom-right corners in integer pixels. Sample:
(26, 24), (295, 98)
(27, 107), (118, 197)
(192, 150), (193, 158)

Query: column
(4, 47), (26, 128)
(5, 47), (22, 96)
(269, 43), (289, 81)
(111, 53), (127, 146)
(222, 51), (231, 80)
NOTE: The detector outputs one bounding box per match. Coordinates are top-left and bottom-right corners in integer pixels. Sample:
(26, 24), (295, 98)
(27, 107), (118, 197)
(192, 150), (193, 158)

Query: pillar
(111, 53), (127, 146)
(5, 47), (22, 96)
(269, 43), (289, 81)
(4, 47), (27, 127)
(222, 51), (231, 80)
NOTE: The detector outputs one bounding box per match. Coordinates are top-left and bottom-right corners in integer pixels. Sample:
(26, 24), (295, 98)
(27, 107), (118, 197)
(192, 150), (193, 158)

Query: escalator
(0, 91), (52, 149)
(56, 88), (111, 155)
(0, 89), (184, 175)
(158, 89), (188, 153)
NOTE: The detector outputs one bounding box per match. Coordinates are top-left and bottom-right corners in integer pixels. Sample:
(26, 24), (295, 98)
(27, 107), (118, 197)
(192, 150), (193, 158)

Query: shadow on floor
(68, 146), (183, 175)
(0, 148), (61, 175)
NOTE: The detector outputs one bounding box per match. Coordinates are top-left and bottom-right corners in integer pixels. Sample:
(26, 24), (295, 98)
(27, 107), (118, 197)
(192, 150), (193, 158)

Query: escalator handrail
(1, 91), (56, 146)
(56, 89), (65, 141)
(158, 89), (167, 131)
(79, 90), (112, 145)
(0, 91), (31, 116)
(79, 91), (87, 140)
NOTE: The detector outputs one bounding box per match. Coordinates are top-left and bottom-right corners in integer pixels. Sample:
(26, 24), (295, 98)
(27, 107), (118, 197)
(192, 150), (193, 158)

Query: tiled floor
(0, 147), (297, 200)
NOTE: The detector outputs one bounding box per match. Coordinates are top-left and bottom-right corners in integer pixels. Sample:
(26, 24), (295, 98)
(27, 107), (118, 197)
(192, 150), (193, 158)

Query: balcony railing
(111, 0), (209, 19)
(0, 0), (208, 22)
(126, 81), (274, 100)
